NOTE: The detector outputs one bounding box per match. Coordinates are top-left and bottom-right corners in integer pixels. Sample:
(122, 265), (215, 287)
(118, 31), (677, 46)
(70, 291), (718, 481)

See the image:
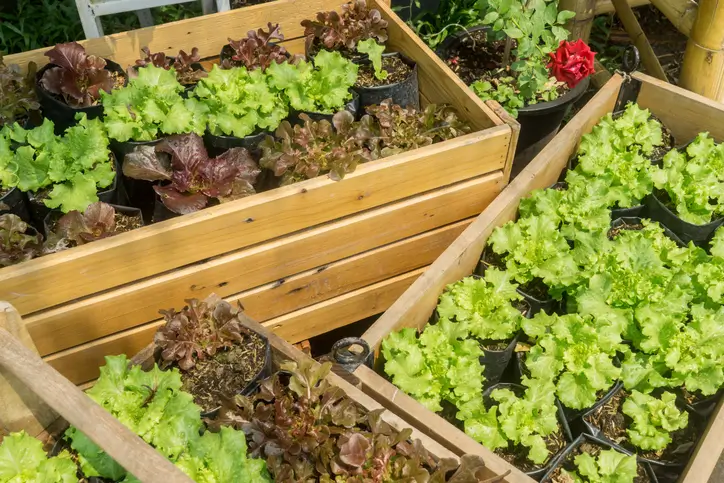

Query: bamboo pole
(648, 0), (697, 37)
(559, 0), (598, 42)
(611, 0), (669, 81)
(679, 0), (724, 102)
(595, 0), (649, 15)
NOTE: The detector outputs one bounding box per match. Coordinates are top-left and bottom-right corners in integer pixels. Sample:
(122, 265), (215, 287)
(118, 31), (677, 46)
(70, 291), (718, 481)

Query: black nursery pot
(112, 138), (164, 223)
(482, 382), (573, 479)
(677, 387), (723, 419)
(610, 216), (686, 246)
(645, 190), (724, 246)
(479, 333), (520, 387)
(352, 52), (420, 110)
(0, 187), (31, 222)
(204, 129), (269, 157)
(288, 91), (361, 125)
(43, 204), (144, 236)
(36, 59), (127, 134)
(611, 204), (646, 220)
(539, 433), (657, 483)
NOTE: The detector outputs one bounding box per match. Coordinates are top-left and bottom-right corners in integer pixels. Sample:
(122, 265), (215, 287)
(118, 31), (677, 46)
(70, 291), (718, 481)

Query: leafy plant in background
(192, 64), (287, 138)
(437, 268), (525, 341)
(401, 0), (484, 49)
(123, 133), (260, 214)
(0, 431), (78, 483)
(132, 46), (207, 85)
(458, 377), (560, 465)
(40, 42), (116, 107)
(357, 38), (387, 80)
(381, 317), (485, 413)
(0, 115), (116, 212)
(651, 132), (724, 225)
(0, 54), (39, 126)
(66, 355), (270, 482)
(102, 65), (208, 142)
(302, 0), (388, 54)
(259, 111), (374, 185)
(223, 23), (301, 71)
(266, 51), (358, 114)
(622, 391), (688, 451)
(365, 99), (472, 157)
(0, 214), (43, 267)
(561, 448), (638, 483)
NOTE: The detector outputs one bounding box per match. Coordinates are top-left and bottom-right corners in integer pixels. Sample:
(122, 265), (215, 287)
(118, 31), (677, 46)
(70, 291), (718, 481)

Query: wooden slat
(4, 0), (336, 70)
(635, 72), (724, 143)
(44, 267), (425, 384)
(1, 126), (509, 316)
(595, 0), (649, 14)
(680, 397), (724, 482)
(27, 173), (502, 355)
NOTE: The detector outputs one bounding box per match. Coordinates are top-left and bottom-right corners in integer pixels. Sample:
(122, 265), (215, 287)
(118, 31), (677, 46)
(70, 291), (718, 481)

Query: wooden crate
(0, 301), (462, 483)
(349, 73), (724, 482)
(1, 0), (517, 385)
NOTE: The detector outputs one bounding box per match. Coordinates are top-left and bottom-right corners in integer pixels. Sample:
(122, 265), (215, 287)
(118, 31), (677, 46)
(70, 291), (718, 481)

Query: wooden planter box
(349, 73), (724, 482)
(0, 301), (461, 482)
(2, 0), (517, 385)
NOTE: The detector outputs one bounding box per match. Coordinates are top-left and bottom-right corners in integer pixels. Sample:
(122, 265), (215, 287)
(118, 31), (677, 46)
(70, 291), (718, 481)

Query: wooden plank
(44, 267), (426, 384)
(354, 365), (532, 483)
(27, 173), (502, 356)
(680, 397), (724, 482)
(4, 0), (338, 70)
(0, 327), (193, 483)
(373, 0), (501, 131)
(1, 126), (509, 316)
(360, 75), (624, 349)
(594, 0), (649, 15)
(635, 72), (724, 143)
(486, 100), (520, 183)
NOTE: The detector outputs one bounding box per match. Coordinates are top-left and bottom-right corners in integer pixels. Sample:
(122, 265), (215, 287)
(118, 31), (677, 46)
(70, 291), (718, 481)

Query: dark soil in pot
(352, 52), (419, 110)
(540, 434), (655, 483)
(645, 189), (724, 246)
(44, 205), (143, 241)
(36, 59), (127, 134)
(180, 332), (270, 413)
(0, 187), (31, 222)
(678, 387), (723, 418)
(609, 216), (685, 246)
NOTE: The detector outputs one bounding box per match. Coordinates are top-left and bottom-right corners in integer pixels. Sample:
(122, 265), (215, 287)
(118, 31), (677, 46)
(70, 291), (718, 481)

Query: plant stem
(502, 37), (513, 68)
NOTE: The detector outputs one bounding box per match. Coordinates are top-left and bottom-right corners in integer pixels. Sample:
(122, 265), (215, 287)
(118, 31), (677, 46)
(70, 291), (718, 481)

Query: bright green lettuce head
(0, 431), (78, 483)
(622, 390), (688, 451)
(561, 447), (638, 483)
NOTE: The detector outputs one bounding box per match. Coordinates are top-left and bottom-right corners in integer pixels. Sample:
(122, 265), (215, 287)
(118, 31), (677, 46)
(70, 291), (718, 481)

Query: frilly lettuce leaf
(0, 431), (78, 483)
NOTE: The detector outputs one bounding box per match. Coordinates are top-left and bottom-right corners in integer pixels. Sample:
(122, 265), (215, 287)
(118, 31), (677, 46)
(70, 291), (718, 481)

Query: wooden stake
(648, 0), (697, 37)
(559, 0), (598, 42)
(680, 0), (724, 102)
(611, 0), (669, 81)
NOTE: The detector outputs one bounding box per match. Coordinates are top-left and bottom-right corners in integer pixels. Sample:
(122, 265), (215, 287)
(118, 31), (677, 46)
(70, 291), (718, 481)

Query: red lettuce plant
(547, 39), (596, 89)
(52, 201), (126, 246)
(0, 54), (39, 126)
(208, 358), (493, 482)
(155, 294), (255, 371)
(259, 111), (375, 185)
(365, 99), (472, 157)
(0, 214), (43, 267)
(132, 47), (207, 85)
(40, 42), (117, 107)
(223, 23), (301, 71)
(123, 133), (261, 214)
(301, 0), (388, 54)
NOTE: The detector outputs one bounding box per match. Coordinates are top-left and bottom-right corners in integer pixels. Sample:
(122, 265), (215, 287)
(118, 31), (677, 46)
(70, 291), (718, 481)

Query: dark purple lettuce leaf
(122, 145), (173, 181)
(302, 0), (388, 53)
(223, 23), (301, 71)
(41, 42), (115, 108)
(153, 184), (209, 215)
(55, 201), (117, 245)
(0, 214), (43, 267)
(0, 54), (39, 126)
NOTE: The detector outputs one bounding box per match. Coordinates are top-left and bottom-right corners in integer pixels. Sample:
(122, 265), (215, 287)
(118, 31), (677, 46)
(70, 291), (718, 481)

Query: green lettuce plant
(561, 448), (638, 483)
(0, 115), (115, 212)
(622, 391), (689, 451)
(357, 39), (388, 80)
(192, 64), (287, 138)
(266, 51), (358, 114)
(0, 431), (78, 483)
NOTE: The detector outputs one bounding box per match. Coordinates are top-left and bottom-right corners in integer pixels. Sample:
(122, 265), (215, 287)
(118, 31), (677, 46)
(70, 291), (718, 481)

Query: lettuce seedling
(102, 65), (208, 142)
(266, 51), (358, 114)
(192, 64), (287, 138)
(0, 214), (43, 267)
(223, 23), (301, 71)
(0, 431), (78, 483)
(123, 133), (260, 214)
(133, 47), (207, 86)
(52, 201), (122, 245)
(259, 111), (374, 185)
(302, 0), (388, 54)
(357, 39), (387, 80)
(0, 54), (39, 126)
(622, 391), (688, 451)
(561, 448), (638, 483)
(40, 42), (116, 108)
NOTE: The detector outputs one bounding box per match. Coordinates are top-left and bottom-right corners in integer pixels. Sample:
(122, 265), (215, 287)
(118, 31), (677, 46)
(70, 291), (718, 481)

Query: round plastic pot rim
(353, 51), (418, 92)
(204, 128), (270, 143)
(650, 190), (724, 231)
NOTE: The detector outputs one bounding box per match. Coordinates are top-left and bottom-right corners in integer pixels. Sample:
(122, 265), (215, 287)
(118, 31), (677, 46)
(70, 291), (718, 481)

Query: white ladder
(75, 0), (231, 38)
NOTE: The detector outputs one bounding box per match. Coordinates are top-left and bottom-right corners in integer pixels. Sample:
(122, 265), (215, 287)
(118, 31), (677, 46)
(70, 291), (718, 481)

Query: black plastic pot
(480, 333), (520, 386)
(539, 433), (658, 483)
(152, 193), (180, 223)
(0, 187), (31, 222)
(352, 52), (420, 110)
(482, 382), (573, 479)
(645, 190), (724, 246)
(36, 59), (127, 134)
(562, 380), (621, 425)
(43, 203), (144, 237)
(609, 216), (685, 246)
(112, 138), (164, 223)
(204, 129), (269, 157)
(611, 204), (646, 220)
(579, 381), (625, 437)
(676, 387), (723, 419)
(288, 91), (360, 125)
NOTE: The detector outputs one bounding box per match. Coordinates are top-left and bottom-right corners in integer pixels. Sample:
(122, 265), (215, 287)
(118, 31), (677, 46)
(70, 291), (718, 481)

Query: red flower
(547, 39), (596, 89)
